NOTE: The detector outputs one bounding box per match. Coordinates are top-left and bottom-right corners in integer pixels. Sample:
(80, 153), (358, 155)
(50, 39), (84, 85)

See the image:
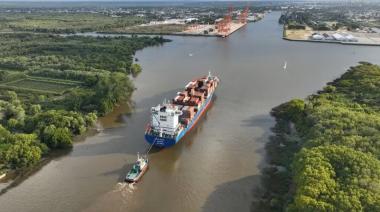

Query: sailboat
(283, 61), (287, 71)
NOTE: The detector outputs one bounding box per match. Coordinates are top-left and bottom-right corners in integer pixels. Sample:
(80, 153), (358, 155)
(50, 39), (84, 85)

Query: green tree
(41, 125), (73, 149)
(28, 104), (41, 115)
(264, 63), (380, 211)
(289, 145), (380, 212)
(130, 63), (142, 77)
(271, 99), (305, 123)
(2, 140), (41, 169)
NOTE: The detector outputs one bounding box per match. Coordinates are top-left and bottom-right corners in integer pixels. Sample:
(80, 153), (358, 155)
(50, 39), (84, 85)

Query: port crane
(217, 6), (233, 37)
(217, 5), (250, 37)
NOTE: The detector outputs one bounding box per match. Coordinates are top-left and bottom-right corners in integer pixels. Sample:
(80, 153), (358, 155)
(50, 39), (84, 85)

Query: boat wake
(113, 182), (136, 199)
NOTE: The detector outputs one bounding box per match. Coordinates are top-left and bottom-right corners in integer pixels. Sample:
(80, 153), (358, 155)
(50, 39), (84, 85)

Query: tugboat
(125, 153), (148, 183)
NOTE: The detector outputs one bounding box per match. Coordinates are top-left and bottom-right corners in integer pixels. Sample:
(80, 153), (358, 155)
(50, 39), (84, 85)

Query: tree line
(0, 33), (169, 173)
(254, 62), (380, 211)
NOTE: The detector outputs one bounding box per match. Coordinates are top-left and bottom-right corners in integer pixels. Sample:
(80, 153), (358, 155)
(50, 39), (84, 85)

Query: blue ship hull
(145, 92), (214, 148)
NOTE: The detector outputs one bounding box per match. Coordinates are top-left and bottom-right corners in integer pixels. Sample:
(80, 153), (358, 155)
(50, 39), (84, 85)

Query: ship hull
(145, 92), (214, 148)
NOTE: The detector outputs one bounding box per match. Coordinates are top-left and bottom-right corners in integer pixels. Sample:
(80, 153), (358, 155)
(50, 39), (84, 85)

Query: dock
(222, 23), (247, 37)
(181, 22), (247, 37)
(181, 6), (250, 38)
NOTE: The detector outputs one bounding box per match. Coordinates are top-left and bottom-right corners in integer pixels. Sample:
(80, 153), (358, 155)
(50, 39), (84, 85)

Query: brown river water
(1, 12), (380, 212)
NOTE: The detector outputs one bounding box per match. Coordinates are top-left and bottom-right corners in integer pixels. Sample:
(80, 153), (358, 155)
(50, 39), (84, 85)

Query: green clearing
(2, 77), (78, 94)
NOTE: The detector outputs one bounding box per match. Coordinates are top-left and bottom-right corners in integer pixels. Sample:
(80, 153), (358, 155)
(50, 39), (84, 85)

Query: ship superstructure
(145, 73), (219, 148)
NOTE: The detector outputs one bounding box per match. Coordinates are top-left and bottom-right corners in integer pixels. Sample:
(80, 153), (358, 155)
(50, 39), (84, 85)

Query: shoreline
(282, 26), (380, 47)
(283, 36), (380, 46)
(0, 99), (133, 188)
(255, 63), (380, 210)
(0, 21), (257, 38)
(0, 127), (99, 189)
(0, 100), (133, 193)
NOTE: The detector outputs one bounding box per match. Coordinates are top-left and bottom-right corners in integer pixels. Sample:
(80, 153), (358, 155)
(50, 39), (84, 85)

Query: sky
(0, 0), (376, 1)
(0, 0), (379, 2)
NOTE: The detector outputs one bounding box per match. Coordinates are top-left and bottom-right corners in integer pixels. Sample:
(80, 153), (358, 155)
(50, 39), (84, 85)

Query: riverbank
(283, 37), (380, 46)
(256, 62), (380, 211)
(64, 22), (251, 38)
(283, 27), (380, 46)
(2, 12), (380, 212)
(0, 34), (168, 188)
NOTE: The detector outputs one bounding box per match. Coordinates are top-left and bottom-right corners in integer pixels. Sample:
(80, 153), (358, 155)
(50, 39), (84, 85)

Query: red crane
(239, 6), (249, 24)
(217, 6), (233, 37)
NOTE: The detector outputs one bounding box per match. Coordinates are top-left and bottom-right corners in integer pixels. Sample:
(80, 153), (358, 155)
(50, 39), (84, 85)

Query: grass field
(0, 77), (81, 94)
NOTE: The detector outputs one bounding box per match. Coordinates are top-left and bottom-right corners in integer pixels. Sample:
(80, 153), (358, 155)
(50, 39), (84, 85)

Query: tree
(271, 99), (305, 123)
(28, 104), (41, 115)
(289, 145), (380, 212)
(7, 118), (19, 131)
(2, 140), (42, 169)
(265, 63), (380, 211)
(130, 63), (142, 77)
(5, 91), (18, 103)
(4, 104), (25, 121)
(0, 124), (11, 143)
(85, 112), (97, 126)
(41, 125), (73, 149)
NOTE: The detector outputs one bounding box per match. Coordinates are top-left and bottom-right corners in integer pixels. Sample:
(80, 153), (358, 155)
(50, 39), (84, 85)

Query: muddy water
(1, 12), (380, 212)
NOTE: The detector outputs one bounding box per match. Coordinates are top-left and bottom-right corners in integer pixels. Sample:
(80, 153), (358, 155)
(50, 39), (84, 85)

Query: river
(1, 12), (380, 212)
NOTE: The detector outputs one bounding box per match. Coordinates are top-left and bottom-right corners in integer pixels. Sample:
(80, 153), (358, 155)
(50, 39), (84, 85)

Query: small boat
(283, 61), (287, 70)
(125, 153), (148, 183)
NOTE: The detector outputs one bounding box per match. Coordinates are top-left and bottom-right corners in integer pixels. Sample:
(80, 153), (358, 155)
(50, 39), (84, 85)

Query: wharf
(180, 22), (247, 38)
(221, 23), (247, 37)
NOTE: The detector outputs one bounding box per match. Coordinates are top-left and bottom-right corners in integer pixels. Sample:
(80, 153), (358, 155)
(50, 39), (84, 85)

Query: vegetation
(279, 11), (365, 31)
(2, 78), (78, 94)
(121, 24), (186, 34)
(0, 12), (186, 34)
(279, 3), (380, 32)
(0, 13), (147, 34)
(255, 63), (380, 211)
(0, 32), (168, 172)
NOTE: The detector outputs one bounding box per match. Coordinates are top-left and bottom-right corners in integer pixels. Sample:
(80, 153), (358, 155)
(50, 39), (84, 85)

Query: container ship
(145, 72), (219, 148)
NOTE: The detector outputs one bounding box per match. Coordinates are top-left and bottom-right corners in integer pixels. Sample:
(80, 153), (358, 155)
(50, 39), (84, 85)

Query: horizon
(1, 0), (380, 2)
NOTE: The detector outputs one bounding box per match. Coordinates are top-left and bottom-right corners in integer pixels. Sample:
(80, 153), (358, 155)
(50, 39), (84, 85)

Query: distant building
(311, 34), (324, 40)
(332, 33), (344, 41)
(371, 28), (380, 33)
(344, 34), (358, 42)
(185, 18), (198, 23)
(332, 33), (358, 42)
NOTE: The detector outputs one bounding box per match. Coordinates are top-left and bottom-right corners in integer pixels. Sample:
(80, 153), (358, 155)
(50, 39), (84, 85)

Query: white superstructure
(150, 101), (182, 137)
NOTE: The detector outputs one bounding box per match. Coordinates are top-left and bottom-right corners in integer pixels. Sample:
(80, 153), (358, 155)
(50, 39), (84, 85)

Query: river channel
(1, 12), (380, 212)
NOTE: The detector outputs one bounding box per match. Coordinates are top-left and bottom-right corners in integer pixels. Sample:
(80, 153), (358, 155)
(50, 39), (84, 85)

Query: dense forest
(0, 33), (168, 175)
(0, 13), (185, 34)
(255, 62), (380, 211)
(0, 13), (146, 33)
